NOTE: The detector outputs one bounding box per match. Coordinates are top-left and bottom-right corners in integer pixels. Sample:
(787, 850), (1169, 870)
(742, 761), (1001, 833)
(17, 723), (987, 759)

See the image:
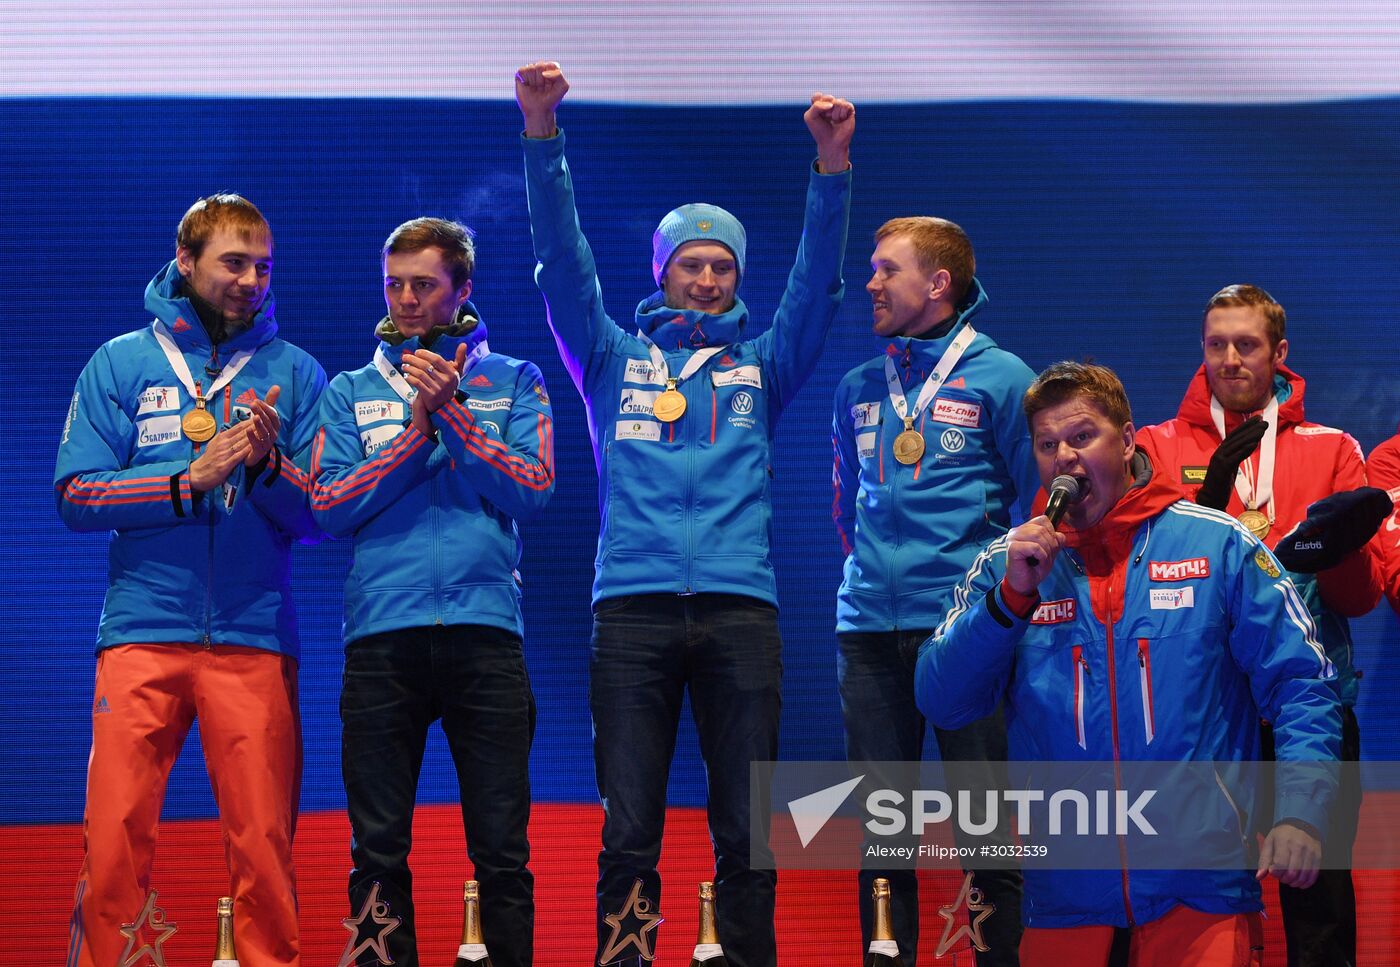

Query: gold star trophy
(338, 881), (402, 967)
(934, 871), (995, 960)
(599, 878), (664, 964)
(118, 890), (178, 967)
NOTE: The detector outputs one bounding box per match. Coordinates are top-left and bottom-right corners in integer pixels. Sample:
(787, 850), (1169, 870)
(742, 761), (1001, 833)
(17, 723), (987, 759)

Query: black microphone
(1025, 475), (1082, 569)
(1043, 474), (1083, 528)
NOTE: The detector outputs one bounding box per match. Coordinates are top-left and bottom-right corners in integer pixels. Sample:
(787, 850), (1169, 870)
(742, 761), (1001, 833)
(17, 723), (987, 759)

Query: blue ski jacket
(54, 261), (326, 657)
(310, 313), (554, 642)
(832, 280), (1038, 632)
(523, 131), (851, 605)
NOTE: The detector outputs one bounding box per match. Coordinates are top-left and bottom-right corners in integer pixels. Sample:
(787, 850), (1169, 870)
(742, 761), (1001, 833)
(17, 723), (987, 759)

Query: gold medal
(182, 399), (216, 443)
(893, 419), (925, 465)
(1238, 508), (1271, 540)
(653, 381), (687, 423)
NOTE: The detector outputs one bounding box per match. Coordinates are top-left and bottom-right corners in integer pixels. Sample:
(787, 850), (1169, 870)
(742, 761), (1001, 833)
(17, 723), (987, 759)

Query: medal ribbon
(374, 340), (490, 405)
(883, 323), (977, 428)
(637, 332), (727, 391)
(152, 320), (255, 405)
(1209, 395), (1278, 522)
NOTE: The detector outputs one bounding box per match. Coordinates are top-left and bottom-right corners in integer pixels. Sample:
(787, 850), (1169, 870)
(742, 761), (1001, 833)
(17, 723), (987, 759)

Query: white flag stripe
(3, 1), (1399, 102)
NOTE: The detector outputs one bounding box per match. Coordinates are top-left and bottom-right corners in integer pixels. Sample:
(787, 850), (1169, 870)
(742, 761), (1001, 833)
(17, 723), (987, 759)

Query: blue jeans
(590, 593), (782, 967)
(838, 629), (1023, 967)
(341, 624), (536, 967)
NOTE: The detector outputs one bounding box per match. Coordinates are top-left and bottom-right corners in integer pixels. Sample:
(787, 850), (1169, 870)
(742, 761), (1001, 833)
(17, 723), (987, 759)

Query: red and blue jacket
(915, 454), (1340, 928)
(523, 130), (850, 606)
(310, 314), (555, 643)
(831, 279), (1038, 632)
(54, 261), (326, 657)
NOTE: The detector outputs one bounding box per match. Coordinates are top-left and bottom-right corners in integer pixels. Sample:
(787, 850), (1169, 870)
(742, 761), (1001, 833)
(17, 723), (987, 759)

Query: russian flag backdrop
(3, 3), (1399, 962)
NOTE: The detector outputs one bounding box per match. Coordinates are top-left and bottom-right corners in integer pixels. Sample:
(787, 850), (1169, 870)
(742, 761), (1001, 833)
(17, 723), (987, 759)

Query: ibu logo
(939, 428), (966, 453)
(732, 391), (754, 415)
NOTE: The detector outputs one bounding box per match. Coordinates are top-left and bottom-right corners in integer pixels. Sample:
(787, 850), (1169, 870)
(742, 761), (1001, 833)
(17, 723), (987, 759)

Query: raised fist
(804, 92), (855, 173)
(515, 61), (569, 137)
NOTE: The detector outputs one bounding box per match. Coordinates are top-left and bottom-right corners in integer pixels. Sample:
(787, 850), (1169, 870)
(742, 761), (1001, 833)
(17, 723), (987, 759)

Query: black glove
(1273, 487), (1393, 573)
(1195, 416), (1269, 511)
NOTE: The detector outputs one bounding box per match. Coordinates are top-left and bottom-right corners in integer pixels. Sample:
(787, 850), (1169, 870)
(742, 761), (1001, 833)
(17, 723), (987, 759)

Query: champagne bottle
(689, 881), (728, 966)
(212, 896), (239, 967)
(453, 880), (492, 966)
(864, 878), (904, 967)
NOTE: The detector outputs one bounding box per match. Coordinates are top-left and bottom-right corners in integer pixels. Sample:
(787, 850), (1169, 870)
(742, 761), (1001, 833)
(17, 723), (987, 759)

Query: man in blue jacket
(832, 217), (1036, 964)
(56, 194), (325, 967)
(916, 362), (1340, 965)
(311, 218), (554, 967)
(515, 61), (853, 967)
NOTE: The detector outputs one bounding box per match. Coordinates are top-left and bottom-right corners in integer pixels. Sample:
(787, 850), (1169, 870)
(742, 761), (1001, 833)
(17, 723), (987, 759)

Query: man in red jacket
(1136, 284), (1384, 966)
(1367, 428), (1400, 615)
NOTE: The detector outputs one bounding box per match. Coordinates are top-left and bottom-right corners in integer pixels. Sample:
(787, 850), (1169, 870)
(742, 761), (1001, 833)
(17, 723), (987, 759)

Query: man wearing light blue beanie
(517, 61), (853, 967)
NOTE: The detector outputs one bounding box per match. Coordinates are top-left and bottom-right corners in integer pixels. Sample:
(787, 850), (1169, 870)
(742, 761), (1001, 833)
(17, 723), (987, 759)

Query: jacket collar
(1175, 361), (1304, 430)
(375, 300), (489, 367)
(634, 291), (748, 350)
(882, 277), (989, 378)
(143, 260), (278, 354)
(1063, 450), (1182, 570)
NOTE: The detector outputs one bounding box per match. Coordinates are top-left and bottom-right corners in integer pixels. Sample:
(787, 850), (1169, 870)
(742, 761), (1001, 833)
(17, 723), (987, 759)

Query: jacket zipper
(1213, 768), (1251, 855)
(683, 360), (696, 594)
(1103, 581), (1135, 926)
(431, 472), (443, 624)
(1072, 645), (1087, 750)
(203, 500), (215, 647)
(199, 381), (228, 648)
(1138, 638), (1155, 745)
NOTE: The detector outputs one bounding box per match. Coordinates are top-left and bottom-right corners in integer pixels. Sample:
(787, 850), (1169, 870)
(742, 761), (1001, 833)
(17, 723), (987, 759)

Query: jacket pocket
(1072, 645), (1088, 751)
(1138, 638), (1156, 746)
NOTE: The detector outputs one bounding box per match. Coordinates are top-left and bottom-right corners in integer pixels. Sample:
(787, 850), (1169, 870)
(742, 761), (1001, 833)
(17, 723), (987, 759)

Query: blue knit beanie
(651, 203), (747, 286)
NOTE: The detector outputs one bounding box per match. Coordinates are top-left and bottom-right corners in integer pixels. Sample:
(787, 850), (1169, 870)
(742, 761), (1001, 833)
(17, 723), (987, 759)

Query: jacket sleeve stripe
(936, 535), (1009, 637)
(1166, 503), (1334, 677)
(62, 474), (174, 496)
(62, 487), (173, 506)
(313, 425), (424, 496)
(311, 427), (429, 508)
(61, 477), (173, 505)
(1274, 577), (1335, 677)
(440, 402), (554, 489)
(832, 435), (852, 556)
(279, 459), (311, 492)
